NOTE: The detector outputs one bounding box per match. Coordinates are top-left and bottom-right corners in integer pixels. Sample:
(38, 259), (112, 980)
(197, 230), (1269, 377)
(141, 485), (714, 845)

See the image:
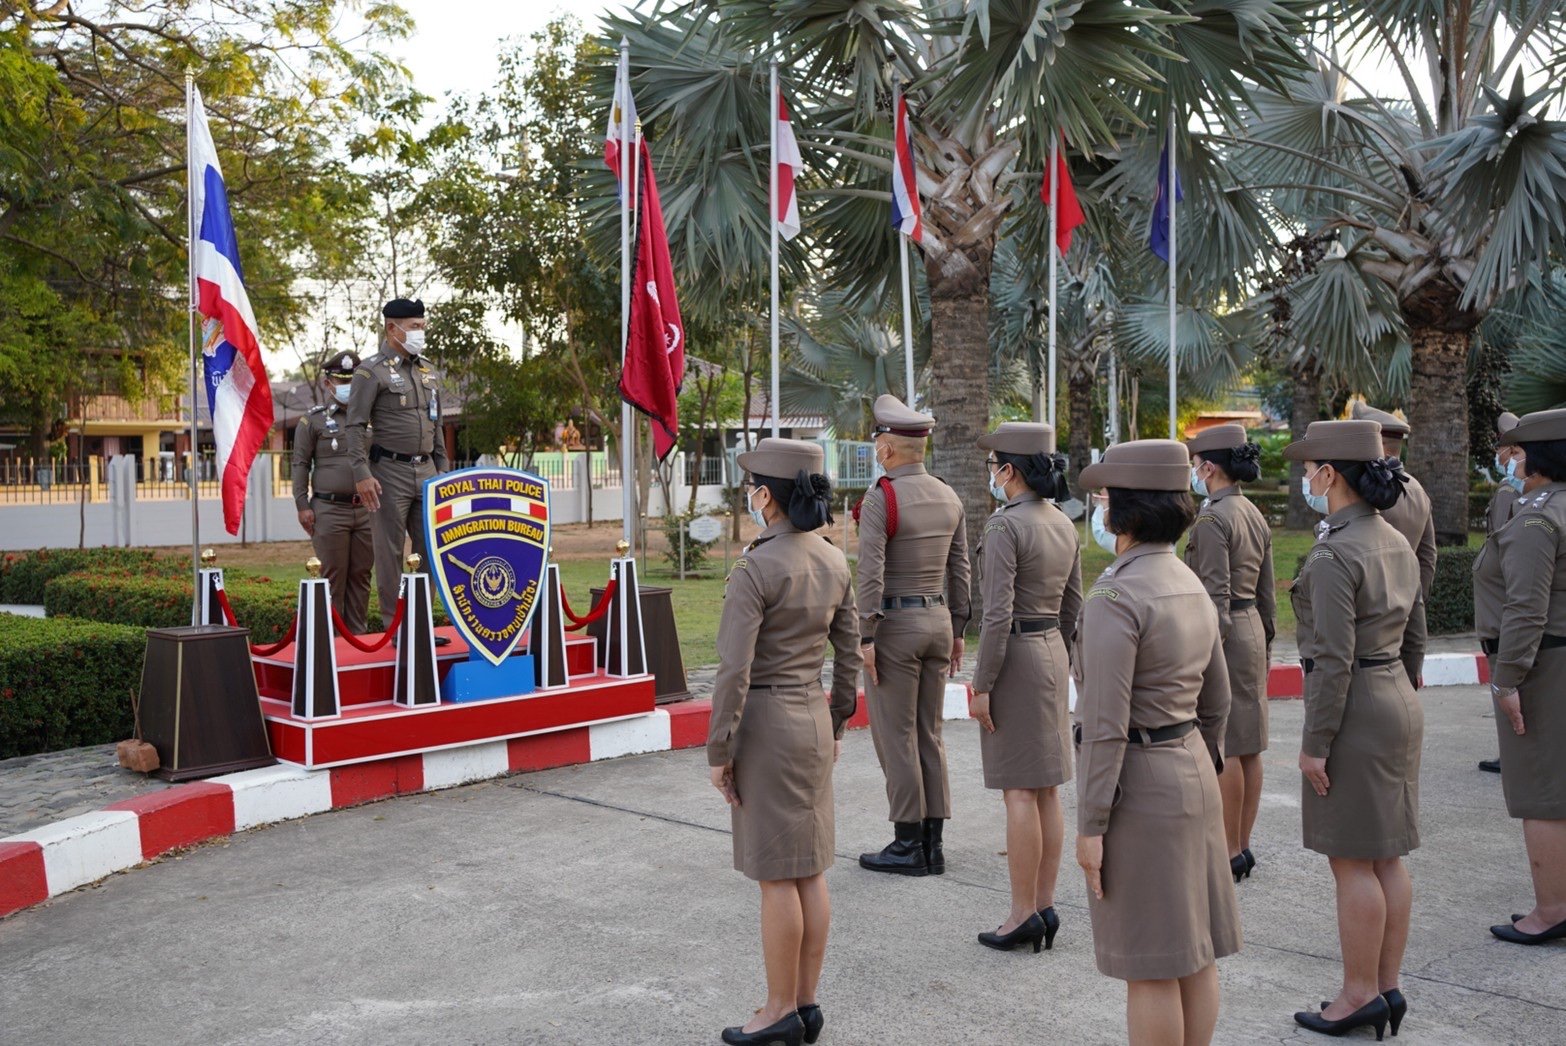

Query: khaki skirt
(1223, 606), (1270, 757)
(980, 629), (1073, 790)
(1497, 645), (1566, 820)
(1301, 663), (1422, 859)
(730, 682), (836, 882)
(1087, 730), (1241, 981)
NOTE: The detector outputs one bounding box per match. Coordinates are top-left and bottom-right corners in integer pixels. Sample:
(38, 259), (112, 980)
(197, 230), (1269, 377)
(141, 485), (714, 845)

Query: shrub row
(0, 548), (182, 604)
(0, 615), (145, 759)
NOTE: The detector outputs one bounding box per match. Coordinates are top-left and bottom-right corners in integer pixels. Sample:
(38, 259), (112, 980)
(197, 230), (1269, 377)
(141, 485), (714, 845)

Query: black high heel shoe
(796, 1004), (823, 1045)
(1035, 906), (1060, 950)
(1242, 847), (1257, 875)
(1381, 989), (1406, 1037)
(978, 912), (1046, 953)
(721, 1012), (804, 1046)
(1230, 853), (1251, 883)
(1293, 996), (1390, 1040)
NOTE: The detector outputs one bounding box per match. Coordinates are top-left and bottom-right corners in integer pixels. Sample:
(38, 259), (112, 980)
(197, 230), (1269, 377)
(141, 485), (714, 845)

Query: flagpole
(1107, 347), (1121, 445)
(894, 77), (916, 404)
(769, 58), (781, 439)
(1166, 109), (1178, 441)
(1047, 134), (1059, 429)
(185, 67), (200, 595)
(618, 39), (635, 549)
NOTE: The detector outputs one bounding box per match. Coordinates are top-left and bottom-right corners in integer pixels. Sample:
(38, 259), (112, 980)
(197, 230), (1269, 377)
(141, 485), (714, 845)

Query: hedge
(0, 548), (180, 604)
(0, 615), (145, 758)
(1293, 544), (1476, 637)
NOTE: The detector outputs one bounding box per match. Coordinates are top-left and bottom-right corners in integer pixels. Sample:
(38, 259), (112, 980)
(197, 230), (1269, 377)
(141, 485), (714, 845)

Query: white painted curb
(224, 764), (334, 831)
(10, 810), (142, 893)
(423, 740), (510, 790)
(590, 709), (673, 761)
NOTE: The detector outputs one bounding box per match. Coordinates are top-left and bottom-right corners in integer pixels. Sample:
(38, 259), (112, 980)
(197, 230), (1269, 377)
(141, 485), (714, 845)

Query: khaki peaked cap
(872, 394), (934, 437)
(1350, 400), (1411, 437)
(978, 421), (1055, 456)
(1079, 439), (1191, 491)
(1500, 408), (1566, 446)
(738, 437), (825, 480)
(1283, 420), (1384, 462)
(1497, 411), (1520, 436)
(1185, 423), (1248, 456)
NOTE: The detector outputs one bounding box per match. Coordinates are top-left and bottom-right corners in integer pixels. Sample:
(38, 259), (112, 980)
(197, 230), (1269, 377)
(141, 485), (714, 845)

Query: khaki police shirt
(345, 349), (449, 483)
(971, 493), (1082, 693)
(1381, 471), (1437, 598)
(1492, 482), (1566, 690)
(855, 463), (972, 640)
(707, 521), (863, 767)
(291, 403), (357, 509)
(1075, 544), (1230, 836)
(1292, 502), (1426, 758)
(1486, 485), (1519, 537)
(1183, 485), (1277, 644)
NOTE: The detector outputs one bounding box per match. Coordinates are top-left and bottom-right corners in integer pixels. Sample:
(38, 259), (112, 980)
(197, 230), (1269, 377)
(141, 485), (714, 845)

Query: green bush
(0, 615), (146, 758)
(1292, 545), (1476, 636)
(660, 511), (716, 574)
(0, 548), (177, 604)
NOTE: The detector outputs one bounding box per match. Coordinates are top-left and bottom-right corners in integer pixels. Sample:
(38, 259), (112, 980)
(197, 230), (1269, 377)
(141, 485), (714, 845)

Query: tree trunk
(1407, 325), (1473, 546)
(928, 283), (991, 620)
(1067, 368), (1095, 499)
(1286, 364), (1323, 530)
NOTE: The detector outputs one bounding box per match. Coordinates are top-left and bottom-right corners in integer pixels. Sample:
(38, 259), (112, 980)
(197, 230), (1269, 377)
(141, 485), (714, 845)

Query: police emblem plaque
(424, 467), (551, 699)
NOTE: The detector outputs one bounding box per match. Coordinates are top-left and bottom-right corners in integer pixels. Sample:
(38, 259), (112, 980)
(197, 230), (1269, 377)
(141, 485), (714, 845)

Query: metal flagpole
(185, 68), (200, 595)
(895, 77), (916, 403)
(1047, 134), (1059, 429)
(1108, 348), (1121, 444)
(769, 58), (781, 439)
(618, 40), (635, 549)
(1166, 108), (1178, 441)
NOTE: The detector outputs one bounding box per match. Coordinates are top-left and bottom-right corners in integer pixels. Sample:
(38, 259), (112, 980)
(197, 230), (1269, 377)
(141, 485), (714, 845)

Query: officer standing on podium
(293, 351), (373, 634)
(346, 298), (448, 623)
(856, 394), (971, 877)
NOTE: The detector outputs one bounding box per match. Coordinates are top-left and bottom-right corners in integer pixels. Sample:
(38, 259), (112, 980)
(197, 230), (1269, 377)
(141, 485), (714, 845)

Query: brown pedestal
(138, 625), (275, 781)
(589, 584), (688, 704)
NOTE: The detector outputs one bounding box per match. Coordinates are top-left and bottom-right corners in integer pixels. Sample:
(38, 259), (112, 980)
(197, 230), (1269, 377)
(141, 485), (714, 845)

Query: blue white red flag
(189, 87), (274, 535)
(604, 49), (638, 187)
(1149, 144), (1183, 264)
(891, 95), (922, 243)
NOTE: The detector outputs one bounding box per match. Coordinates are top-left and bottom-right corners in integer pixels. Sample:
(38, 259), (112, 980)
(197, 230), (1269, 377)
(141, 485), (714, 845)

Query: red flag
(1039, 139), (1085, 254)
(622, 146), (685, 460)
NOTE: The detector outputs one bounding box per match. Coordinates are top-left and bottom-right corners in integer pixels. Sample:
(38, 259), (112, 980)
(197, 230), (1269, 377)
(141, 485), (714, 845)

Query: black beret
(382, 298), (425, 319)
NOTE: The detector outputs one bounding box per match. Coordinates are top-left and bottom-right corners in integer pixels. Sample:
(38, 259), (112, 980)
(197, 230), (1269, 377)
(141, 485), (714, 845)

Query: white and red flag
(621, 146), (685, 460)
(189, 87), (274, 535)
(775, 95), (802, 240)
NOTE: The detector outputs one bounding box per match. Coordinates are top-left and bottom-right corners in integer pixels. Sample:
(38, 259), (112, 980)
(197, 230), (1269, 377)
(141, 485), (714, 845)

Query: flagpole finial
(619, 36), (629, 51)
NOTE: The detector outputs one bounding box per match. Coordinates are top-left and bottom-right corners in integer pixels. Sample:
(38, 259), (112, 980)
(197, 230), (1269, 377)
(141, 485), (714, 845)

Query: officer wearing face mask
(1477, 411), (1522, 774)
(347, 298), (449, 625)
(1488, 412), (1524, 536)
(293, 351), (374, 634)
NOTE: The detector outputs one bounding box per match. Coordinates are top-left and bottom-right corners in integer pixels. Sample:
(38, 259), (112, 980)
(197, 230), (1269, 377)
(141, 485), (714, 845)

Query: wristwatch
(1490, 682), (1518, 698)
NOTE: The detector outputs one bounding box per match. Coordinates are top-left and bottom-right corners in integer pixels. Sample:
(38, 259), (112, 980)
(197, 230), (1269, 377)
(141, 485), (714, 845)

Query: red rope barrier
(331, 598), (406, 653)
(214, 588), (239, 628)
(560, 579), (618, 632)
(250, 614), (298, 657)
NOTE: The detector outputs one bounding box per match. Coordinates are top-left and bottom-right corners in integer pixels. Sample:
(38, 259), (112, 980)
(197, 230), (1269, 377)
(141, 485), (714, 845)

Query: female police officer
(969, 422), (1081, 954)
(1075, 440), (1238, 1046)
(1184, 424), (1276, 882)
(1285, 419), (1424, 1039)
(707, 438), (861, 1046)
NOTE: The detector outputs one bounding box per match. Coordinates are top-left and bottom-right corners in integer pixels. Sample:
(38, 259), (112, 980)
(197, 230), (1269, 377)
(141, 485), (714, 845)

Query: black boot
(859, 821), (928, 875)
(922, 817), (946, 875)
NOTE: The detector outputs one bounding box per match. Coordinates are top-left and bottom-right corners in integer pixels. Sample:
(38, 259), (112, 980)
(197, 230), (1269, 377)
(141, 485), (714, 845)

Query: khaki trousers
(310, 497), (374, 635)
(370, 457), (437, 620)
(866, 606), (953, 822)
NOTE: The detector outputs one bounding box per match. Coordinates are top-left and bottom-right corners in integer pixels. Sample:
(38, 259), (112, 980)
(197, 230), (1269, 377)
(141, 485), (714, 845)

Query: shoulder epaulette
(307, 404), (327, 414)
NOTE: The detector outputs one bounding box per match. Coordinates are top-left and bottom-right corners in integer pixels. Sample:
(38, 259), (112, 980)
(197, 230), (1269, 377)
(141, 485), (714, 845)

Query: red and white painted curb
(0, 652), (1488, 920)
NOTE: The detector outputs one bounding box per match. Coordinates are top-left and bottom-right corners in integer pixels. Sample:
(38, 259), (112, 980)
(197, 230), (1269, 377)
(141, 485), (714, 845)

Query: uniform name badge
(428, 389), (439, 422)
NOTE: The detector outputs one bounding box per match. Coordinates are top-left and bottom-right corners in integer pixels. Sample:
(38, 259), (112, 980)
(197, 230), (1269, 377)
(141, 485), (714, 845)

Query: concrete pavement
(2, 684), (1562, 1045)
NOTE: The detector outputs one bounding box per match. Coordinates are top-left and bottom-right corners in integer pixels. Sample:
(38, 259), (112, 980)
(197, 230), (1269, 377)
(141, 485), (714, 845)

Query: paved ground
(3, 684), (1563, 1045)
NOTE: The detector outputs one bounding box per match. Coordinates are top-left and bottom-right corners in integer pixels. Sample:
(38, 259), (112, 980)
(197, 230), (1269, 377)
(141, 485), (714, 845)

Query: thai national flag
(189, 87), (274, 535)
(891, 95), (922, 243)
(776, 95), (801, 241)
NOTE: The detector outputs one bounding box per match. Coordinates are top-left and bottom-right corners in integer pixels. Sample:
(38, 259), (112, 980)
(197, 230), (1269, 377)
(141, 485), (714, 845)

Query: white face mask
(1091, 504), (1118, 555)
(746, 487), (768, 528)
(988, 464), (1008, 502)
(1190, 465), (1208, 498)
(332, 384), (352, 404)
(1302, 465), (1330, 515)
(401, 328), (427, 354)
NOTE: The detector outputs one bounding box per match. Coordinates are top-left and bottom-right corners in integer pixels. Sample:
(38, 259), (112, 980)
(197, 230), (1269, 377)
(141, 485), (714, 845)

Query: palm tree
(1229, 5), (1566, 543)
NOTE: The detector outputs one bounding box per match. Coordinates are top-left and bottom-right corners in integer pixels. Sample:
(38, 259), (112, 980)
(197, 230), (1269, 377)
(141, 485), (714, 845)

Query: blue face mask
(1302, 467), (1329, 515)
(1503, 457), (1525, 493)
(988, 465), (1008, 502)
(1091, 504), (1119, 555)
(747, 488), (768, 529)
(332, 384), (352, 404)
(1190, 465), (1208, 498)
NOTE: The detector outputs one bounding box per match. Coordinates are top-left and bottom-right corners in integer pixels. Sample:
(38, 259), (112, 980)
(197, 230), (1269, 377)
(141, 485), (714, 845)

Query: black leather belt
(1010, 617), (1059, 635)
(882, 594), (945, 609)
(1230, 598), (1257, 610)
(1128, 720), (1196, 745)
(1481, 635), (1566, 656)
(1481, 638), (1499, 656)
(371, 444), (430, 464)
(1301, 655), (1400, 674)
(313, 491), (362, 506)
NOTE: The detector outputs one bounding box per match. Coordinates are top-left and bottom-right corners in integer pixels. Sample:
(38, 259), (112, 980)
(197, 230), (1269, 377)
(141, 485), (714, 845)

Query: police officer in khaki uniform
(1350, 401), (1436, 596)
(970, 422), (1080, 954)
(347, 298), (448, 620)
(1484, 408), (1566, 945)
(707, 438), (861, 1046)
(1286, 420), (1424, 1039)
(293, 351), (373, 634)
(1184, 423), (1276, 883)
(856, 394), (971, 877)
(1074, 439), (1238, 1044)
(1477, 410), (1522, 774)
